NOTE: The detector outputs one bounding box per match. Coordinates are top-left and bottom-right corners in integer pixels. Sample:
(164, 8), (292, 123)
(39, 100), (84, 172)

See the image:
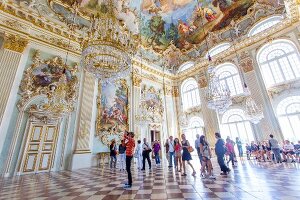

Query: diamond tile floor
(1, 158), (300, 200)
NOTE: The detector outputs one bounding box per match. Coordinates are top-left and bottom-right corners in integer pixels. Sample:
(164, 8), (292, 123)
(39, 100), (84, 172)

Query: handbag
(188, 146), (194, 153)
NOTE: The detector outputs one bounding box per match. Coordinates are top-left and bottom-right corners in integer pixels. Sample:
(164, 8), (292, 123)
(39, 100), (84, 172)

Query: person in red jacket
(123, 131), (135, 188)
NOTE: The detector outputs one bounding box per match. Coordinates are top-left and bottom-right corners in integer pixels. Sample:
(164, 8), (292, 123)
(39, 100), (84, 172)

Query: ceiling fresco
(9, 0), (285, 70)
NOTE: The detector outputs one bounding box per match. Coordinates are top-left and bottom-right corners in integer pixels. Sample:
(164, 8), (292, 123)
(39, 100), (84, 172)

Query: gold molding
(74, 149), (92, 154)
(3, 33), (28, 53)
(133, 74), (142, 87)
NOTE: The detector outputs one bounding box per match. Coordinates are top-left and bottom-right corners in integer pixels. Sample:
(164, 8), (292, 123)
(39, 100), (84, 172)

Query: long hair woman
(200, 135), (215, 179)
(174, 138), (182, 172)
(181, 134), (196, 176)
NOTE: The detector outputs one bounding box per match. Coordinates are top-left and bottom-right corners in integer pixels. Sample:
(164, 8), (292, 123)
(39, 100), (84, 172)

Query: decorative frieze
(172, 86), (179, 97)
(239, 51), (254, 73)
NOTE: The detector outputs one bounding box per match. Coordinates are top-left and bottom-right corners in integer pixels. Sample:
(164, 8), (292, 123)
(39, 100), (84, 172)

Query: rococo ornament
(19, 50), (79, 117)
(4, 33), (28, 53)
(81, 0), (138, 83)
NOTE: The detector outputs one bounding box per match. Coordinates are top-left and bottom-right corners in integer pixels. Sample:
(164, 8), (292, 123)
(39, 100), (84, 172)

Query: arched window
(257, 39), (300, 88)
(220, 109), (255, 143)
(181, 78), (201, 110)
(178, 62), (194, 72)
(206, 43), (231, 58)
(248, 16), (283, 37)
(184, 117), (204, 154)
(215, 63), (244, 96)
(277, 96), (300, 142)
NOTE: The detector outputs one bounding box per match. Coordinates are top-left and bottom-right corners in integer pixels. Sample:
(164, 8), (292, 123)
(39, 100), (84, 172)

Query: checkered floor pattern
(1, 158), (300, 200)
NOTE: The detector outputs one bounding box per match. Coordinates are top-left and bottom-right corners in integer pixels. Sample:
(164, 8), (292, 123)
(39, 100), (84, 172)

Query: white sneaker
(209, 175), (216, 179)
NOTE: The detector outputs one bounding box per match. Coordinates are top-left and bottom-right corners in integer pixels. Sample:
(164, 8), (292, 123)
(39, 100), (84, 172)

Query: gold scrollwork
(3, 33), (28, 53)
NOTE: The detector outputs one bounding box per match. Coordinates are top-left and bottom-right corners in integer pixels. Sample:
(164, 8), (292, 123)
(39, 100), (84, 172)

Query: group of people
(245, 136), (300, 163)
(109, 131), (299, 189)
(164, 134), (196, 176)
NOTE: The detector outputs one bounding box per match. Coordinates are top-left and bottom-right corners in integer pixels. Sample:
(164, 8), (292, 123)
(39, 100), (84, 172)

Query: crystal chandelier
(206, 66), (232, 113)
(244, 90), (264, 124)
(81, 0), (138, 83)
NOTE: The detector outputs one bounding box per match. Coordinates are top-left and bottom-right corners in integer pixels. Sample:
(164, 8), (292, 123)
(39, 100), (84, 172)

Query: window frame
(257, 39), (300, 88)
(181, 78), (201, 110)
(215, 63), (244, 96)
(248, 15), (283, 37)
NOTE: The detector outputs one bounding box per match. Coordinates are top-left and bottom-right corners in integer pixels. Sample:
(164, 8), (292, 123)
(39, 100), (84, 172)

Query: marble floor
(1, 157), (300, 200)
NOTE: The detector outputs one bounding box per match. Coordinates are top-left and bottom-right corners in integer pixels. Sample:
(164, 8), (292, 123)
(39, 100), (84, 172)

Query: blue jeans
(217, 154), (229, 173)
(272, 148), (282, 163)
(169, 151), (175, 166)
(154, 152), (160, 164)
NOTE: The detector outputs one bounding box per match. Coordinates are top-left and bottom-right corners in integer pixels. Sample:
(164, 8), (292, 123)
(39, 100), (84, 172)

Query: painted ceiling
(11, 0), (285, 71)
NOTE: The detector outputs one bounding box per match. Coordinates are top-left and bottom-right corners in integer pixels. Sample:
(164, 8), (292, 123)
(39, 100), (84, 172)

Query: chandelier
(244, 90), (264, 124)
(81, 0), (138, 83)
(206, 66), (232, 113)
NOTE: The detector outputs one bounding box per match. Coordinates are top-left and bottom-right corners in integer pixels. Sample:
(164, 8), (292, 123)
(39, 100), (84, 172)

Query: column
(248, 50), (283, 140)
(0, 33), (28, 158)
(132, 73), (142, 139)
(196, 74), (220, 145)
(71, 71), (97, 169)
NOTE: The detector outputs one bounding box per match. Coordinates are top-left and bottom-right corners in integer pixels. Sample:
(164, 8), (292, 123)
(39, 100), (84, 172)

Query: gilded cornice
(3, 33), (28, 53)
(0, 2), (81, 54)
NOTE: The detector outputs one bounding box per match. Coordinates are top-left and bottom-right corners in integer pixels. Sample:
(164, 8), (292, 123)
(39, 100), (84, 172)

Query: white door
(20, 122), (58, 174)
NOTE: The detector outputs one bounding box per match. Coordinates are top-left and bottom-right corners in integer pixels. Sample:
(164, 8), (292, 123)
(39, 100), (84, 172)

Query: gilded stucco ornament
(239, 51), (254, 73)
(19, 50), (79, 118)
(198, 76), (208, 88)
(133, 74), (142, 87)
(3, 33), (28, 53)
(172, 86), (179, 97)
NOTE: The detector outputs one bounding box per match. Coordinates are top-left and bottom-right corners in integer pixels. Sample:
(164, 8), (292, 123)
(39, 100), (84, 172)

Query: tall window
(178, 62), (194, 72)
(248, 16), (283, 37)
(206, 43), (231, 58)
(184, 117), (204, 154)
(277, 96), (300, 142)
(220, 109), (255, 143)
(181, 78), (201, 110)
(215, 63), (244, 96)
(257, 39), (300, 88)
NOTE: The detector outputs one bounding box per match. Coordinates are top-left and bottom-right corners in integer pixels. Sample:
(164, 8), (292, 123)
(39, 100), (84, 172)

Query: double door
(20, 122), (58, 174)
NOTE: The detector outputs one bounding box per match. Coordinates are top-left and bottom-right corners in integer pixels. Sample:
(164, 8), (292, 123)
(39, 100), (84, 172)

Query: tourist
(199, 135), (215, 179)
(153, 140), (161, 166)
(181, 134), (196, 176)
(110, 139), (117, 169)
(269, 134), (282, 163)
(282, 140), (295, 162)
(215, 132), (230, 175)
(164, 139), (170, 162)
(135, 140), (143, 170)
(195, 134), (202, 165)
(236, 137), (243, 160)
(118, 140), (126, 171)
(168, 136), (175, 168)
(123, 131), (135, 189)
(226, 138), (235, 166)
(174, 138), (182, 172)
(294, 141), (300, 163)
(141, 138), (152, 170)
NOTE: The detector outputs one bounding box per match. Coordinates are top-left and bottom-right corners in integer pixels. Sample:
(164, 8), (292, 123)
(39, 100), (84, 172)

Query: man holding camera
(141, 138), (152, 171)
(123, 131), (135, 189)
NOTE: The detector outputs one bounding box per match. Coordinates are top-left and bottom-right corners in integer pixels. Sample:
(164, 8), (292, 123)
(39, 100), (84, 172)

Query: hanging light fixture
(197, 1), (232, 113)
(206, 66), (232, 113)
(81, 0), (138, 84)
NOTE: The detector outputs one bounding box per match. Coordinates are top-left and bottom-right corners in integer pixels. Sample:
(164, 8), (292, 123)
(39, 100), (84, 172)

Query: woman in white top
(135, 140), (143, 169)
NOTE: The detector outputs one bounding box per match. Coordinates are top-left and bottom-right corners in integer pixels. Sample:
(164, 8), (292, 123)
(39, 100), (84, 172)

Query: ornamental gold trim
(3, 33), (28, 53)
